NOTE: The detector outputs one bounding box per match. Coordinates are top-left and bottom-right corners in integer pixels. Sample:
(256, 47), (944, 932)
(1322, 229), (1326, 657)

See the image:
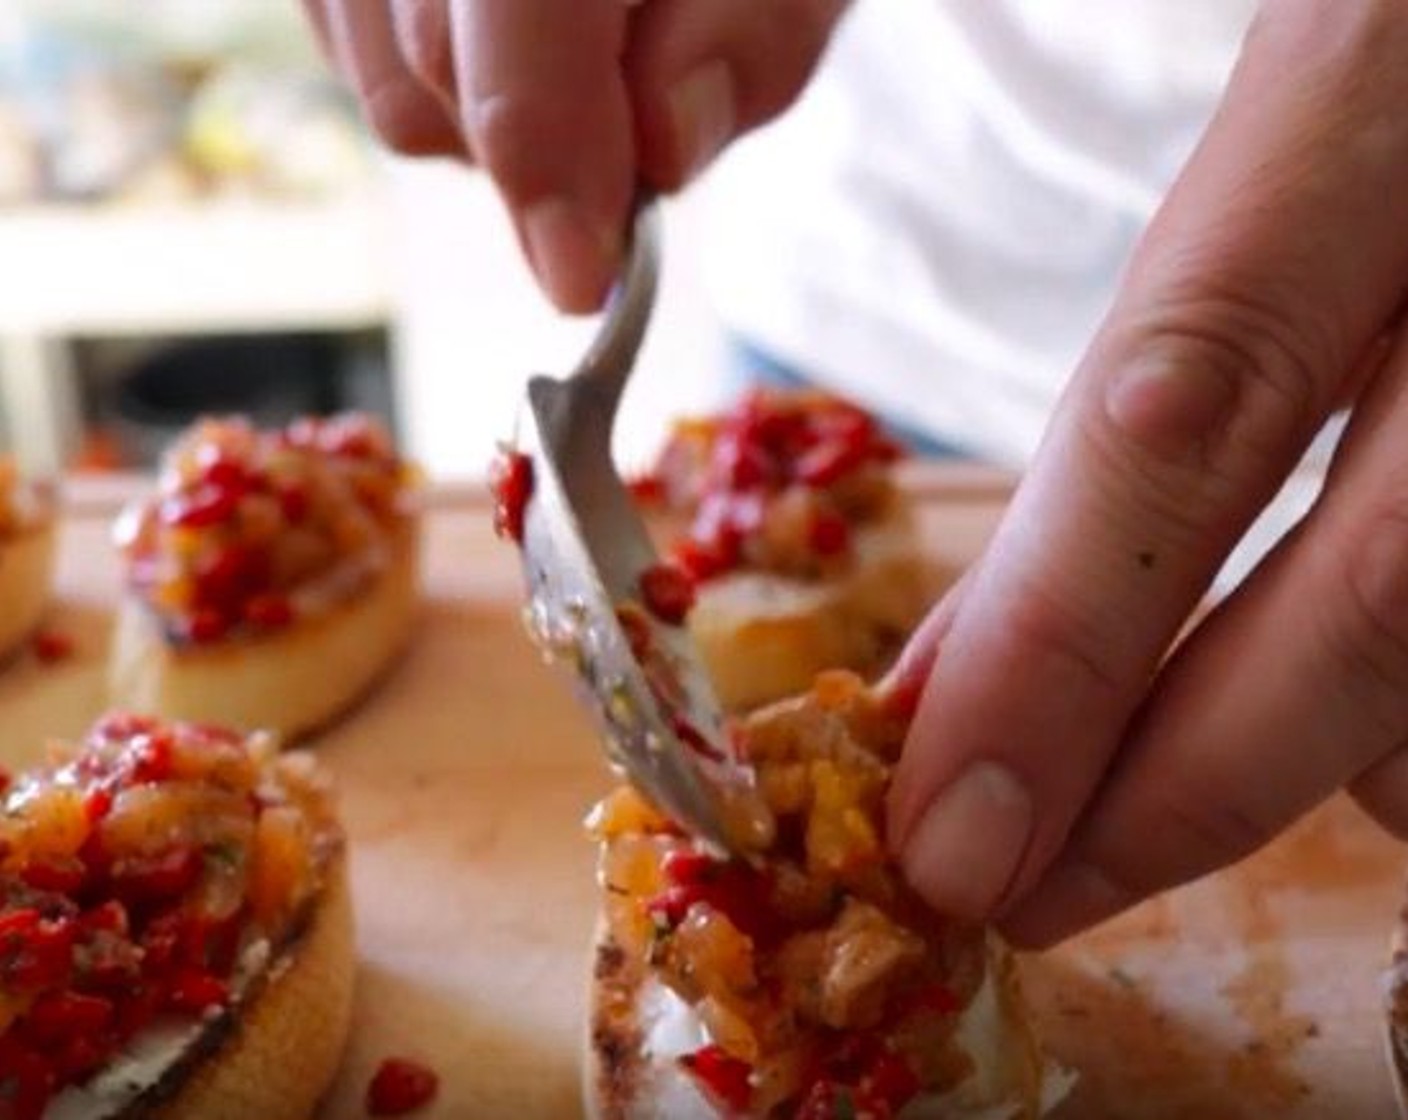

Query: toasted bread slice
(109, 523), (419, 741)
(46, 855), (354, 1120)
(583, 677), (1073, 1120)
(585, 925), (1070, 1120)
(0, 517), (56, 661)
(690, 505), (929, 711)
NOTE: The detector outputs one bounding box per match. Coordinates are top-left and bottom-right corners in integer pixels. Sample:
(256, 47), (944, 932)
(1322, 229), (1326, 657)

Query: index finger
(888, 0), (1408, 920)
(449, 0), (636, 311)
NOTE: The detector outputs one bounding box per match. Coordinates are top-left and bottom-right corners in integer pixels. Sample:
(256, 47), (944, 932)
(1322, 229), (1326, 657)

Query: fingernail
(900, 762), (1033, 919)
(521, 196), (619, 313)
(999, 859), (1131, 949)
(667, 61), (735, 183)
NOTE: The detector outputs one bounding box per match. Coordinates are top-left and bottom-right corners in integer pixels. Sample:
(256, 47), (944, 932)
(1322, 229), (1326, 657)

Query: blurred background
(0, 0), (724, 479)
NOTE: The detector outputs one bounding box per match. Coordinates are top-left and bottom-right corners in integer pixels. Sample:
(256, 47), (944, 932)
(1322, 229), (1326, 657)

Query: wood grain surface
(0, 468), (1401, 1120)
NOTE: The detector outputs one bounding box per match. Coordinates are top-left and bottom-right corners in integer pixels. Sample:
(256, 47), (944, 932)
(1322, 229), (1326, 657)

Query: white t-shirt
(704, 0), (1259, 465)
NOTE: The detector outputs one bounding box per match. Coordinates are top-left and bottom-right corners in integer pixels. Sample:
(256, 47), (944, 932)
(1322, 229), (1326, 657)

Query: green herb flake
(205, 842), (242, 871)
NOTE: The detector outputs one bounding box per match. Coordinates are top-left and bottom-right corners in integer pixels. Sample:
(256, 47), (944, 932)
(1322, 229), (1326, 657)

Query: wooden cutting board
(1, 468), (1401, 1120)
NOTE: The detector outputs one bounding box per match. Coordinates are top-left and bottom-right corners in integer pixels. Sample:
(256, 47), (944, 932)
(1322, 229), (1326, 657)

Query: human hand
(301, 0), (848, 312)
(887, 0), (1408, 947)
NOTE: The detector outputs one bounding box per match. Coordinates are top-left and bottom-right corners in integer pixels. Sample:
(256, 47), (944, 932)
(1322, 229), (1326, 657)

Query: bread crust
(96, 855), (356, 1120)
(142, 859), (355, 1120)
(690, 506), (930, 712)
(108, 522), (419, 742)
(583, 924), (1057, 1120)
(0, 518), (55, 661)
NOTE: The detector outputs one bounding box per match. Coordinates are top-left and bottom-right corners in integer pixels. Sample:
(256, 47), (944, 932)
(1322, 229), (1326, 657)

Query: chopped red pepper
(0, 914), (74, 992)
(22, 990), (114, 1047)
(128, 730), (175, 784)
(644, 392), (904, 582)
(650, 854), (782, 946)
(638, 562), (696, 625)
(367, 1056), (440, 1115)
(161, 484), (241, 530)
(680, 1045), (753, 1114)
(626, 473), (665, 504)
(0, 1037), (54, 1120)
(488, 448), (533, 544)
(164, 968), (229, 1014)
(30, 630), (75, 664)
(18, 857), (86, 896)
(185, 607), (232, 645)
(899, 981), (963, 1017)
(808, 509), (851, 556)
(243, 592), (295, 630)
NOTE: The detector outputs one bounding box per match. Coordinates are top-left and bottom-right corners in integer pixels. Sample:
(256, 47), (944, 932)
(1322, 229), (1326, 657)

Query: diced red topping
(0, 1038), (53, 1120)
(796, 1038), (922, 1120)
(23, 991), (114, 1046)
(680, 1045), (754, 1113)
(162, 485), (241, 530)
(30, 630), (75, 664)
(488, 448), (534, 544)
(808, 509), (851, 556)
(904, 982), (962, 1017)
(243, 592), (294, 630)
(0, 715), (334, 1119)
(625, 473), (665, 504)
(649, 851), (782, 946)
(0, 913), (75, 992)
(642, 392), (903, 583)
(185, 606), (232, 645)
(638, 563), (696, 625)
(18, 857), (86, 895)
(121, 414), (407, 644)
(367, 1056), (440, 1115)
(671, 534), (734, 584)
(164, 968), (229, 1014)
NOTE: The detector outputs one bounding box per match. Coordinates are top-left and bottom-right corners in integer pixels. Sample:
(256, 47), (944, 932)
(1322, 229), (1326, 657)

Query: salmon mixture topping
(0, 713), (341, 1119)
(632, 391), (903, 584)
(590, 672), (989, 1119)
(117, 413), (415, 645)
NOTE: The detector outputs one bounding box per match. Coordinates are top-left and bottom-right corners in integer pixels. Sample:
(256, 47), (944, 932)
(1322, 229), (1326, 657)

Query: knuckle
(1330, 499), (1408, 734)
(738, 0), (847, 122)
(363, 82), (456, 157)
(466, 93), (564, 202)
(396, 0), (455, 95)
(1147, 786), (1275, 881)
(995, 575), (1128, 702)
(1118, 284), (1336, 466)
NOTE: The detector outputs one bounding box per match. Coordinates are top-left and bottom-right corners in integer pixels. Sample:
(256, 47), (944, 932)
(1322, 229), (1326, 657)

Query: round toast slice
(690, 505), (931, 712)
(109, 522), (419, 742)
(46, 855), (354, 1120)
(584, 923), (1069, 1120)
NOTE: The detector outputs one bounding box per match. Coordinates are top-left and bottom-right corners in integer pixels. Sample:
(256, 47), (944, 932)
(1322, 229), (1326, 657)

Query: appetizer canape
(0, 713), (352, 1120)
(109, 414), (420, 741)
(0, 458), (56, 662)
(586, 671), (1067, 1120)
(633, 391), (930, 711)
